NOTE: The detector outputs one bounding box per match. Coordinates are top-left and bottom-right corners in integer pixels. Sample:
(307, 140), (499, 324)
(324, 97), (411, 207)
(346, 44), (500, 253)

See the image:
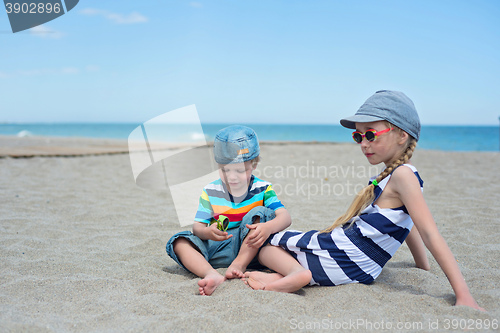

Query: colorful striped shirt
(194, 175), (284, 229)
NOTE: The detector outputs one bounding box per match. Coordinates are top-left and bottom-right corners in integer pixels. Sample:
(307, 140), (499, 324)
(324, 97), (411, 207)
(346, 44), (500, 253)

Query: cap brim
(340, 114), (385, 129)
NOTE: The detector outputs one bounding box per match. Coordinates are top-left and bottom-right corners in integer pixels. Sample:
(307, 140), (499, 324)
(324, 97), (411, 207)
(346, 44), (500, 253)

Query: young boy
(166, 125), (291, 296)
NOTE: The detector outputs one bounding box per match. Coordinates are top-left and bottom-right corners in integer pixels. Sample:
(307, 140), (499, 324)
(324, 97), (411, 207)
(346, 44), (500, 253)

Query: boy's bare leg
(225, 217), (261, 279)
(243, 245), (312, 293)
(225, 232), (259, 279)
(173, 238), (225, 296)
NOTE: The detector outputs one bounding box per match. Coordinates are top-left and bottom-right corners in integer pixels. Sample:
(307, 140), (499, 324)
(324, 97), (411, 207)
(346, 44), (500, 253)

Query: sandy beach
(0, 136), (498, 332)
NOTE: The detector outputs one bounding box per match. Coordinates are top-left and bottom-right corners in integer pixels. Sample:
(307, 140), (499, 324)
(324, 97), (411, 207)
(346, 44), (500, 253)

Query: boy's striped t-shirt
(194, 175), (284, 229)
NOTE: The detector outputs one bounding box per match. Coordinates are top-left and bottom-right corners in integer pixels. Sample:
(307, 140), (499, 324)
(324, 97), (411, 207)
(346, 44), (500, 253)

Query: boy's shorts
(166, 206), (276, 270)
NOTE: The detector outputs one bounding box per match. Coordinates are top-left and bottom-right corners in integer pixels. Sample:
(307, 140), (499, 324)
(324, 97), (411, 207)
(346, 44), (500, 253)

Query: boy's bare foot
(242, 271), (283, 290)
(225, 262), (246, 279)
(198, 272), (226, 296)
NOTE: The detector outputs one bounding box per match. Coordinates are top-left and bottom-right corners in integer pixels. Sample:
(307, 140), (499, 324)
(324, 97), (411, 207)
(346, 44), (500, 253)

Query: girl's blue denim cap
(340, 90), (421, 141)
(213, 125), (260, 164)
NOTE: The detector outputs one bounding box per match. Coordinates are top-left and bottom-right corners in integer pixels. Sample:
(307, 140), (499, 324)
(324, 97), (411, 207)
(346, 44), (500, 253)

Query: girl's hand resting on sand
(455, 294), (486, 311)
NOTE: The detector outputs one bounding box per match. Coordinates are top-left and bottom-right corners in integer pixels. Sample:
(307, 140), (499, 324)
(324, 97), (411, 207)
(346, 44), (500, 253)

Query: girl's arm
(392, 166), (484, 311)
(405, 226), (430, 270)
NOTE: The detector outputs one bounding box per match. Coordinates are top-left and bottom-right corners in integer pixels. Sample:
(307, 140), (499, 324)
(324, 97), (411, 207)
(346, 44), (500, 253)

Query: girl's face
(219, 162), (254, 196)
(355, 121), (409, 166)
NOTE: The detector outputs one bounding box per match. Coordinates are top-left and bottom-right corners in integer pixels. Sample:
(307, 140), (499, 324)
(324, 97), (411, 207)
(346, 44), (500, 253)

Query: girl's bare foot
(244, 270), (312, 293)
(242, 271), (283, 290)
(198, 272), (226, 296)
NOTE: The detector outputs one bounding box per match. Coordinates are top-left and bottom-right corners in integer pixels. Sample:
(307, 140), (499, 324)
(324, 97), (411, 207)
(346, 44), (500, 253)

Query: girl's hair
(321, 126), (417, 233)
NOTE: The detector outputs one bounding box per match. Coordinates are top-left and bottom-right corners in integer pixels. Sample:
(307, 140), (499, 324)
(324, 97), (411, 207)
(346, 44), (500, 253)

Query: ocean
(0, 123), (498, 152)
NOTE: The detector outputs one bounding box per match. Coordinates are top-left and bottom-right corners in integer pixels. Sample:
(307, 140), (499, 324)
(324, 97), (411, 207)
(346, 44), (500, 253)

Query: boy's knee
(249, 206), (273, 216)
(243, 206), (275, 225)
(248, 206), (266, 213)
(172, 237), (190, 251)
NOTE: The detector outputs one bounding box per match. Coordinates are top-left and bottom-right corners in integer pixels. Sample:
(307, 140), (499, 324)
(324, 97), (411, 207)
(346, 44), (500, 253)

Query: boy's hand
(245, 222), (271, 248)
(206, 222), (233, 242)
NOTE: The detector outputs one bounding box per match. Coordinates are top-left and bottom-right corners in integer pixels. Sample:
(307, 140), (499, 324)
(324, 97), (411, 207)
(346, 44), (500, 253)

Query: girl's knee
(297, 269), (312, 285)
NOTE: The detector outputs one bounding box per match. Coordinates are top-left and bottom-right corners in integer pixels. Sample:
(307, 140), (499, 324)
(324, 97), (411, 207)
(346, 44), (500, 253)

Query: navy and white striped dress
(269, 164), (423, 286)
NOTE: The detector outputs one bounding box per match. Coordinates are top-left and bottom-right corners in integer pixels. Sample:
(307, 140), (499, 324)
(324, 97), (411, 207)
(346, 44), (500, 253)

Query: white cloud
(18, 68), (54, 76)
(85, 65), (100, 72)
(107, 12), (148, 24)
(80, 8), (148, 24)
(189, 2), (203, 8)
(29, 25), (65, 39)
(79, 8), (104, 15)
(61, 67), (80, 75)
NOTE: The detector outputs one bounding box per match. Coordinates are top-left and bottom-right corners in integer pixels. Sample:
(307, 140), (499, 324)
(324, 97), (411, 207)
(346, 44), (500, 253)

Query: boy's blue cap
(214, 125), (260, 164)
(340, 90), (421, 141)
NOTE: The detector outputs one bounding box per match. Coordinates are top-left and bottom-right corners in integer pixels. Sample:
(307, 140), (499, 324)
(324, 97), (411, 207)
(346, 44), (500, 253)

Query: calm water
(0, 123), (498, 152)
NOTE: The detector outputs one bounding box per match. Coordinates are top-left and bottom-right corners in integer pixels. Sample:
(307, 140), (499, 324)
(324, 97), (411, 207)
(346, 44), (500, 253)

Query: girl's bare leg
(173, 238), (225, 296)
(244, 245), (311, 293)
(243, 271), (284, 290)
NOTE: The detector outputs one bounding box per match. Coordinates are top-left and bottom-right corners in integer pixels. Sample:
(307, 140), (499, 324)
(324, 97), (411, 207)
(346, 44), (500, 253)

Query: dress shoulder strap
(371, 164), (423, 202)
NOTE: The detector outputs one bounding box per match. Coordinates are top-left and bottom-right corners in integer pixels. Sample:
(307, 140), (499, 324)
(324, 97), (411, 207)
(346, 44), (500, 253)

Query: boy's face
(219, 161), (254, 196)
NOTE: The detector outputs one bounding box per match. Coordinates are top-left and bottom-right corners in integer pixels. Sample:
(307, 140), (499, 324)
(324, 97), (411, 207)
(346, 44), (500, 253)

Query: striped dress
(269, 164), (423, 286)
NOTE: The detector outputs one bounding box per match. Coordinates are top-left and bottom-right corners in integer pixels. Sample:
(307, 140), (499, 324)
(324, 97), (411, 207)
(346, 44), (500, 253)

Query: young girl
(243, 90), (483, 311)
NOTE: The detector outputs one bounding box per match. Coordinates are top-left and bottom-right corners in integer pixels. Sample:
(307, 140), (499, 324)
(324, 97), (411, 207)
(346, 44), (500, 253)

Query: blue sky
(1, 0), (499, 125)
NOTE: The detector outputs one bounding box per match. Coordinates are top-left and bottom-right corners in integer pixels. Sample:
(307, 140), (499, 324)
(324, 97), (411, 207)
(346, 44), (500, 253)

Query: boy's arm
(192, 221), (233, 241)
(193, 188), (232, 242)
(267, 208), (292, 232)
(245, 208), (291, 248)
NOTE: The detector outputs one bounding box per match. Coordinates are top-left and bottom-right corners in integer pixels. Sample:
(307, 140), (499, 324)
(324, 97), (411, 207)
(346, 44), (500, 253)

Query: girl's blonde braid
(321, 138), (417, 233)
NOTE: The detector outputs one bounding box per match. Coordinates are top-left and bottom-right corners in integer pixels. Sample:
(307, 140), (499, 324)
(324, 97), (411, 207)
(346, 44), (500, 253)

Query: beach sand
(0, 136), (498, 332)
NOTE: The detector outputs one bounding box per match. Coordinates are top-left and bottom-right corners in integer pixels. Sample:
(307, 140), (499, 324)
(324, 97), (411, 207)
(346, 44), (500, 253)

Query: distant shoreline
(0, 123), (498, 152)
(0, 135), (497, 158)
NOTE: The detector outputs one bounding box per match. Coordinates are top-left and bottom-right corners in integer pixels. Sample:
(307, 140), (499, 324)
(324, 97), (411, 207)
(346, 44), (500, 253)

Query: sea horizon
(0, 122), (498, 152)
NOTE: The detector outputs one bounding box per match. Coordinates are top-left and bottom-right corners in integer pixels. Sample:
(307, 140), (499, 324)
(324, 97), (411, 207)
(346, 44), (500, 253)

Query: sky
(0, 0), (499, 125)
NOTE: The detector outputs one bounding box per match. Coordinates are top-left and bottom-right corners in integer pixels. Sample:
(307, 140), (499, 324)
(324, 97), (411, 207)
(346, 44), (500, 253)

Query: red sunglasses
(352, 128), (394, 144)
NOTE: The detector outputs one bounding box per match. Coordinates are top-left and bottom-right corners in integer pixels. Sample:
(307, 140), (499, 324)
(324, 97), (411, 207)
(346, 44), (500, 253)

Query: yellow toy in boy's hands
(210, 215), (229, 231)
